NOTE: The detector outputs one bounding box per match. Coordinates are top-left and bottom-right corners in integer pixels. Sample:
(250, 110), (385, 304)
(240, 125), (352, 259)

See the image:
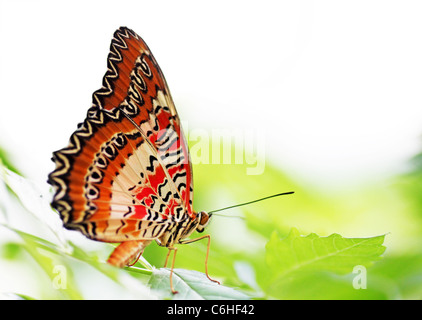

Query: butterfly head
(195, 211), (211, 233)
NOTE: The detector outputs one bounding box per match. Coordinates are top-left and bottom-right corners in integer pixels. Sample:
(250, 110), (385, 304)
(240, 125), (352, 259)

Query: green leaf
(0, 146), (21, 175)
(266, 228), (386, 275)
(149, 268), (250, 300)
(262, 228), (386, 298)
(9, 293), (38, 300)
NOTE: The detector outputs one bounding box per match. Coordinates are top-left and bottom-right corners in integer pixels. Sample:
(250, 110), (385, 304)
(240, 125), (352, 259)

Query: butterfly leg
(107, 240), (152, 268)
(166, 247), (179, 294)
(164, 248), (172, 268)
(126, 250), (143, 267)
(180, 234), (220, 285)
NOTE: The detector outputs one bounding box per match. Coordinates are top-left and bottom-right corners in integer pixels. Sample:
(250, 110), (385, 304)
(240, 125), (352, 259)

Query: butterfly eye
(198, 211), (210, 228)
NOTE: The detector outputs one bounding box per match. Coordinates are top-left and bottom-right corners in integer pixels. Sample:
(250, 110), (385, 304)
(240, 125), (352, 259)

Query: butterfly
(48, 26), (218, 294)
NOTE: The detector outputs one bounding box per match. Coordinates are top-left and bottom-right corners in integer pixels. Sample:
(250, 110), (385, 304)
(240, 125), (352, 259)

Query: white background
(1, 0), (422, 190)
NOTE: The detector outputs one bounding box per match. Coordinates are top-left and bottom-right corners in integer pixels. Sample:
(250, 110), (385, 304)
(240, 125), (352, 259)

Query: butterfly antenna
(208, 191), (294, 215)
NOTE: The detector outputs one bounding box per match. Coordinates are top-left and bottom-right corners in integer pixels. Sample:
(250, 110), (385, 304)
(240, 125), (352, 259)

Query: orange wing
(48, 27), (194, 242)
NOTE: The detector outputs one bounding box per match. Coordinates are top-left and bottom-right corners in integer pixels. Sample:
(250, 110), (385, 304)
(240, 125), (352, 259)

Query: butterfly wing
(48, 27), (194, 243)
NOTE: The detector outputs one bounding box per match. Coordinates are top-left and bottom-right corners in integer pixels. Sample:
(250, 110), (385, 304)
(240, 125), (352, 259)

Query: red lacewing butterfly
(48, 27), (293, 294)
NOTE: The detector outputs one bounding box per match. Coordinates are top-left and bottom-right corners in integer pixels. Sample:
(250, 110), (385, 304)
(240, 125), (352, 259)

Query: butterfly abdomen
(107, 240), (152, 268)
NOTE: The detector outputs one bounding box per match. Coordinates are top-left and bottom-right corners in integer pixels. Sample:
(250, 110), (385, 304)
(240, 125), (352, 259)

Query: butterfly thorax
(156, 211), (210, 247)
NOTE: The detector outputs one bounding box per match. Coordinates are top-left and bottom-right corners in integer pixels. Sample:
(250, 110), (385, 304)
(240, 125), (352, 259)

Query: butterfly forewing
(48, 27), (194, 243)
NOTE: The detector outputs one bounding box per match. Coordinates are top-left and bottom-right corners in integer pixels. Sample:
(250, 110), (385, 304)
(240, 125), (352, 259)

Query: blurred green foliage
(0, 146), (21, 175)
(0, 142), (421, 300)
